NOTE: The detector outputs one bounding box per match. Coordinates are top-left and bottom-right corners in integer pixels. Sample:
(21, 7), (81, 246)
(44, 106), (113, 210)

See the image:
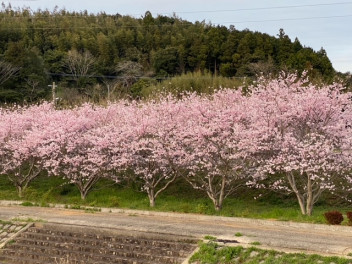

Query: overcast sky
(5, 0), (352, 73)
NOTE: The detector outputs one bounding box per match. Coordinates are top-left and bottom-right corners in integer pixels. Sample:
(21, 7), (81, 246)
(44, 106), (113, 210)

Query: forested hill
(0, 6), (336, 102)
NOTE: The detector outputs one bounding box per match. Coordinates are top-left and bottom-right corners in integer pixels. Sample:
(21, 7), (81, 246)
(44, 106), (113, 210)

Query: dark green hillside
(0, 4), (336, 102)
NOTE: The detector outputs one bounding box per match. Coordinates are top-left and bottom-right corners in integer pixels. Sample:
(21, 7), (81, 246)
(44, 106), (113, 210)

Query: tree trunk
(214, 59), (217, 76)
(306, 203), (313, 216)
(148, 189), (155, 207)
(214, 201), (222, 212)
(16, 185), (24, 198)
(80, 191), (87, 200)
(306, 174), (313, 216)
(217, 177), (226, 212)
(210, 196), (223, 212)
(294, 192), (307, 215)
(207, 178), (226, 212)
(149, 197), (155, 207)
(287, 172), (307, 215)
(76, 176), (100, 201)
(79, 186), (89, 200)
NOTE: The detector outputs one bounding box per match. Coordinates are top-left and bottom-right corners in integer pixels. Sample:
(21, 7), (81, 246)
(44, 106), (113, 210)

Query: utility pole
(48, 82), (57, 106)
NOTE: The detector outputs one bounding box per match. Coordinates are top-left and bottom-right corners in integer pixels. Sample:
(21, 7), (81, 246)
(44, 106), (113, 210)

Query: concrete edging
(0, 223), (33, 249)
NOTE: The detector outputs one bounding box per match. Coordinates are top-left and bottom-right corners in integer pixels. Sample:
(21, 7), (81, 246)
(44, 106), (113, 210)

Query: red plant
(324, 211), (344, 225)
(346, 212), (352, 225)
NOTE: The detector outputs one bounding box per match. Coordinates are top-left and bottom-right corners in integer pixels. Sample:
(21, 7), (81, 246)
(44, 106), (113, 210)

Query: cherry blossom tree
(124, 98), (185, 207)
(178, 90), (254, 211)
(39, 104), (118, 200)
(248, 73), (352, 215)
(0, 103), (54, 197)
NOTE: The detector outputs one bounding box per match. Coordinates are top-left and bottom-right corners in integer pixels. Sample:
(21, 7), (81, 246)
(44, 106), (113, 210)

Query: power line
(0, 13), (351, 30)
(218, 14), (352, 25)
(334, 59), (352, 62)
(49, 73), (132, 79)
(2, 1), (352, 18)
(48, 73), (248, 80)
(160, 1), (352, 15)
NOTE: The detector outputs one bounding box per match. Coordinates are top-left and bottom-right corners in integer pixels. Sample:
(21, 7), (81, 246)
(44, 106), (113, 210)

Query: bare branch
(0, 61), (20, 85)
(63, 49), (95, 79)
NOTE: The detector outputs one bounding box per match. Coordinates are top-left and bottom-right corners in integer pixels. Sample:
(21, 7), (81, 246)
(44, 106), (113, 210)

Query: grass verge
(0, 175), (351, 224)
(189, 242), (352, 264)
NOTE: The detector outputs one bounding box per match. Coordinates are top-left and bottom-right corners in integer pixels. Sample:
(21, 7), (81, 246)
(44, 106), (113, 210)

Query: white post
(52, 82), (56, 105)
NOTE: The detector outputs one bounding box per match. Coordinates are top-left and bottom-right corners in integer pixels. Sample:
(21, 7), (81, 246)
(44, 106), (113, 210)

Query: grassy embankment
(0, 175), (351, 225)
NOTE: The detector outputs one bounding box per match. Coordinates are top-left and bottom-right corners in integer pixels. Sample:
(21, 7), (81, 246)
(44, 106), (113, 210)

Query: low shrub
(346, 212), (352, 225)
(324, 211), (343, 225)
(21, 201), (36, 207)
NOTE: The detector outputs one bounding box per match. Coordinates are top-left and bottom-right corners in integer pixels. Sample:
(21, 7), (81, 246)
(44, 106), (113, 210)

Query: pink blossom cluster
(0, 73), (351, 214)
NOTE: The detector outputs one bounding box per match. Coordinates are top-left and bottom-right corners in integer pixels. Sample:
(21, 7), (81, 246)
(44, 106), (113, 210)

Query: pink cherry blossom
(247, 72), (352, 215)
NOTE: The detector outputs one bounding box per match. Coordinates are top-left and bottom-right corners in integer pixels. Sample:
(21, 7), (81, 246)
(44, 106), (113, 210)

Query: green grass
(0, 219), (12, 225)
(189, 242), (352, 264)
(21, 201), (36, 207)
(250, 241), (261, 246)
(10, 217), (45, 223)
(0, 175), (351, 224)
(204, 235), (217, 241)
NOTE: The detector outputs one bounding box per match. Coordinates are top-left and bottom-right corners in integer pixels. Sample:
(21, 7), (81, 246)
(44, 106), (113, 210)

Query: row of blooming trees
(1, 73), (351, 215)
